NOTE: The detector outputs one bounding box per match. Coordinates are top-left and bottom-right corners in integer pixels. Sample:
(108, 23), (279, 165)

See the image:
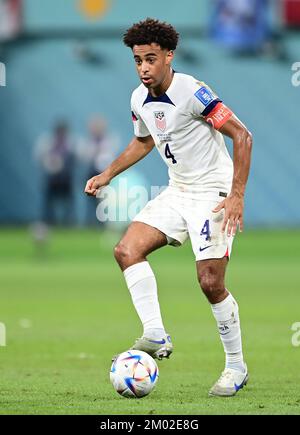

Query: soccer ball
(110, 350), (159, 398)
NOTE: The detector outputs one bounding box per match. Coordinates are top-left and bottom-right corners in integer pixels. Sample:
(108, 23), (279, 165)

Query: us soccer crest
(154, 111), (166, 132)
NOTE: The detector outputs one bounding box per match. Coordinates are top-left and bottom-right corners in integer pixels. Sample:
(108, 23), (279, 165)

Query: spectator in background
(35, 120), (76, 225)
(77, 115), (119, 225)
(210, 0), (271, 55)
(0, 0), (21, 41)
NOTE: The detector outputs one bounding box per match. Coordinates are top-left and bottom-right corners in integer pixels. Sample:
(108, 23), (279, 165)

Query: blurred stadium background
(0, 0), (300, 415)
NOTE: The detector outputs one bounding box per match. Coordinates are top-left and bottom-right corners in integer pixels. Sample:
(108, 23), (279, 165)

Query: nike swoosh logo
(199, 245), (213, 252)
(234, 375), (248, 391)
(148, 338), (166, 345)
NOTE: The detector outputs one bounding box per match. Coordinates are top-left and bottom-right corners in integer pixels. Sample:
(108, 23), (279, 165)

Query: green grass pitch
(0, 227), (299, 415)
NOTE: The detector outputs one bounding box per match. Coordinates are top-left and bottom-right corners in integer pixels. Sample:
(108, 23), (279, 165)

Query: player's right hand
(84, 173), (110, 196)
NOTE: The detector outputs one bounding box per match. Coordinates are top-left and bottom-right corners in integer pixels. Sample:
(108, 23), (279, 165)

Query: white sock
(211, 292), (245, 373)
(123, 261), (166, 339)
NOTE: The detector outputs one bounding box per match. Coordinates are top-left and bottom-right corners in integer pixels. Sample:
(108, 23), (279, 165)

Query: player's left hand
(212, 194), (244, 237)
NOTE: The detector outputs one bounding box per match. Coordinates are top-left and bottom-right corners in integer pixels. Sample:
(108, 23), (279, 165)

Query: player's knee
(198, 269), (224, 301)
(114, 243), (129, 264)
(114, 242), (140, 269)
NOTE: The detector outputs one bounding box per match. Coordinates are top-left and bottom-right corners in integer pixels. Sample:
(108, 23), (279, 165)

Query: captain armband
(203, 102), (233, 130)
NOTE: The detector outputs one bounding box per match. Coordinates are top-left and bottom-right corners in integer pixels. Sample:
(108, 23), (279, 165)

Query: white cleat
(131, 334), (173, 360)
(209, 365), (249, 397)
(112, 334), (173, 362)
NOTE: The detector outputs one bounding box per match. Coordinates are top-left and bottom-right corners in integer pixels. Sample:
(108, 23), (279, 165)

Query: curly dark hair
(123, 18), (179, 51)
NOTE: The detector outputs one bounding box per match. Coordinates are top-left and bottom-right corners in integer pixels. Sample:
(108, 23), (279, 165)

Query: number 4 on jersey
(165, 143), (177, 164)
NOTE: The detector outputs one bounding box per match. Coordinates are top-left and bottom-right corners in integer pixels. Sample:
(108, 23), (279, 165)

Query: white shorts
(133, 186), (234, 261)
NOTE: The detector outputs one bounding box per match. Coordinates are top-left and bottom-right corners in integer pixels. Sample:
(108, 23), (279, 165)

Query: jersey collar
(143, 93), (175, 106)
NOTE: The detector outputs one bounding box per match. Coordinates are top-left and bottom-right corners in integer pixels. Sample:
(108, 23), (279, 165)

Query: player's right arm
(84, 135), (155, 196)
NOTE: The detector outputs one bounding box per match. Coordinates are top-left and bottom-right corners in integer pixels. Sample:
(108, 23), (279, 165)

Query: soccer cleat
(131, 334), (173, 360)
(111, 334), (173, 362)
(209, 364), (249, 397)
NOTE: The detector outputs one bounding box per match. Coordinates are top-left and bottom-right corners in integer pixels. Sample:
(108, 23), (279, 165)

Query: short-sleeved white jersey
(130, 72), (234, 195)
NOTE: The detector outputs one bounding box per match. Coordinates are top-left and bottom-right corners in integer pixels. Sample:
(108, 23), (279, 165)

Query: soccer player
(85, 18), (252, 397)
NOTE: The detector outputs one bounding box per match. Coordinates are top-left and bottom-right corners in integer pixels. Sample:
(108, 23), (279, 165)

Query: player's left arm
(212, 113), (253, 237)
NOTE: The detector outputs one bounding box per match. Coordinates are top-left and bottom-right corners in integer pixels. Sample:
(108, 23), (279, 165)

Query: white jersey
(130, 72), (234, 195)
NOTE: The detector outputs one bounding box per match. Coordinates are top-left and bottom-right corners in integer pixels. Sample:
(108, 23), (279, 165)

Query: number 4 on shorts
(200, 219), (211, 241)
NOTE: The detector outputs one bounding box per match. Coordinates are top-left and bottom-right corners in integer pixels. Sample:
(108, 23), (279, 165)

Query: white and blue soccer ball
(110, 350), (159, 398)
